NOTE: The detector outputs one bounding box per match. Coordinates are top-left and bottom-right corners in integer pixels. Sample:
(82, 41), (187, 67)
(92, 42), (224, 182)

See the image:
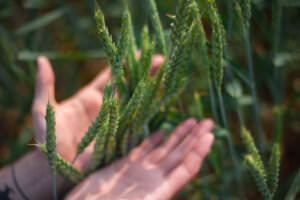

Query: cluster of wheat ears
(41, 0), (283, 199)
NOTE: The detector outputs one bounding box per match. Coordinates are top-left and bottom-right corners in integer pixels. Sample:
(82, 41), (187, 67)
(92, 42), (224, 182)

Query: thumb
(33, 56), (56, 110)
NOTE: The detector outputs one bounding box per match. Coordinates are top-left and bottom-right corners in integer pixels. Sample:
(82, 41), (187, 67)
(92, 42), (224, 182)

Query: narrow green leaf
(285, 167), (300, 200)
(15, 7), (69, 35)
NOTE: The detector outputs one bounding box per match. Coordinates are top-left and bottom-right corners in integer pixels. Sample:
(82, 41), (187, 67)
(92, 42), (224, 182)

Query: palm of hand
(67, 119), (214, 200)
(32, 57), (110, 169)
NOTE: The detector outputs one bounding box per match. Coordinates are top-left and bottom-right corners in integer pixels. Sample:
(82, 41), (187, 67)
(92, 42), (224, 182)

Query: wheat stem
(208, 81), (219, 123)
(176, 95), (185, 120)
(52, 175), (57, 200)
(272, 0), (284, 144)
(217, 90), (242, 196)
(245, 30), (263, 156)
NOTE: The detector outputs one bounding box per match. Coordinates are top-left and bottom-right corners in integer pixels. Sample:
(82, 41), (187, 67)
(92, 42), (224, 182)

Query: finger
(164, 133), (214, 199)
(159, 119), (214, 173)
(32, 56), (56, 112)
(32, 56), (56, 143)
(150, 54), (165, 76)
(145, 118), (197, 163)
(129, 131), (165, 161)
(90, 67), (111, 91)
(135, 50), (164, 76)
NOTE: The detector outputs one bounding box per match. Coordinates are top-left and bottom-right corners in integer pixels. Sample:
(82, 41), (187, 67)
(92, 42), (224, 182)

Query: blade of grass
(15, 7), (69, 35)
(18, 50), (106, 61)
(284, 167), (300, 200)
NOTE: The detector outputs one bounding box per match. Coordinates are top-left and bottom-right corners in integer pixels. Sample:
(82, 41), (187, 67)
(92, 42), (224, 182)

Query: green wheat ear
(139, 25), (154, 80)
(94, 1), (127, 95)
(241, 127), (274, 199)
(45, 101), (56, 175)
(240, 0), (252, 29)
(94, 1), (116, 60)
(170, 0), (193, 47)
(77, 84), (112, 155)
(40, 144), (83, 184)
(117, 8), (130, 60)
(105, 97), (120, 163)
(268, 143), (281, 198)
(119, 79), (147, 132)
(234, 0), (247, 37)
(245, 155), (272, 200)
(241, 127), (265, 172)
(207, 0), (226, 92)
(147, 0), (167, 55)
(164, 0), (194, 95)
(108, 98), (120, 138)
(124, 3), (139, 90)
(90, 112), (110, 171)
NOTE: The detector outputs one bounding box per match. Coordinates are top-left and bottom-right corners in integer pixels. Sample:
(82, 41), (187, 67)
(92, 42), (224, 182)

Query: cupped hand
(66, 118), (214, 200)
(31, 55), (164, 171)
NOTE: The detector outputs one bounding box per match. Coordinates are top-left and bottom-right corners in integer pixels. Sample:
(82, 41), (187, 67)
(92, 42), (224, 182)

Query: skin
(66, 119), (214, 200)
(0, 55), (214, 200)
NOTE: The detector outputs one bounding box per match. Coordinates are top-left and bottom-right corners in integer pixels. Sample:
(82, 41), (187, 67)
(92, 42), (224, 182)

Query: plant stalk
(207, 79), (220, 124)
(272, 0), (284, 143)
(217, 90), (242, 196)
(245, 30), (263, 156)
(52, 175), (57, 200)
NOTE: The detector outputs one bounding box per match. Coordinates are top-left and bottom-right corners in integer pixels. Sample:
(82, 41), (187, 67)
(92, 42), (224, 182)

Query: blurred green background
(0, 0), (300, 199)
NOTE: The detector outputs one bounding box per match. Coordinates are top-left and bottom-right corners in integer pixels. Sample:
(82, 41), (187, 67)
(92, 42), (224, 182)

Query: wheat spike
(241, 127), (273, 199)
(147, 0), (167, 55)
(245, 155), (272, 200)
(105, 98), (120, 163)
(119, 79), (147, 132)
(170, 0), (193, 47)
(40, 144), (83, 184)
(45, 101), (57, 175)
(164, 0), (194, 95)
(90, 114), (110, 171)
(117, 9), (130, 60)
(139, 25), (155, 79)
(268, 143), (280, 198)
(77, 84), (112, 154)
(94, 1), (127, 94)
(207, 0), (226, 92)
(125, 4), (139, 89)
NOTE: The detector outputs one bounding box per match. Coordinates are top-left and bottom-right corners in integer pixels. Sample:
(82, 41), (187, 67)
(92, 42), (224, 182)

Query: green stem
(236, 99), (245, 127)
(52, 175), (57, 200)
(217, 90), (242, 196)
(273, 106), (283, 143)
(176, 95), (185, 120)
(226, 0), (233, 40)
(272, 0), (284, 144)
(217, 91), (228, 129)
(245, 30), (264, 156)
(208, 79), (219, 124)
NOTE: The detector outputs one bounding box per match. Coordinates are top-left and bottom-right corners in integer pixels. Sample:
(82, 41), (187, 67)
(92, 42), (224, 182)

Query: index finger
(90, 67), (111, 91)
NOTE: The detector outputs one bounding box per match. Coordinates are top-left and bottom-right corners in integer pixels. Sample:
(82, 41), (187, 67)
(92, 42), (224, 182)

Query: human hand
(31, 55), (164, 171)
(66, 118), (214, 200)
